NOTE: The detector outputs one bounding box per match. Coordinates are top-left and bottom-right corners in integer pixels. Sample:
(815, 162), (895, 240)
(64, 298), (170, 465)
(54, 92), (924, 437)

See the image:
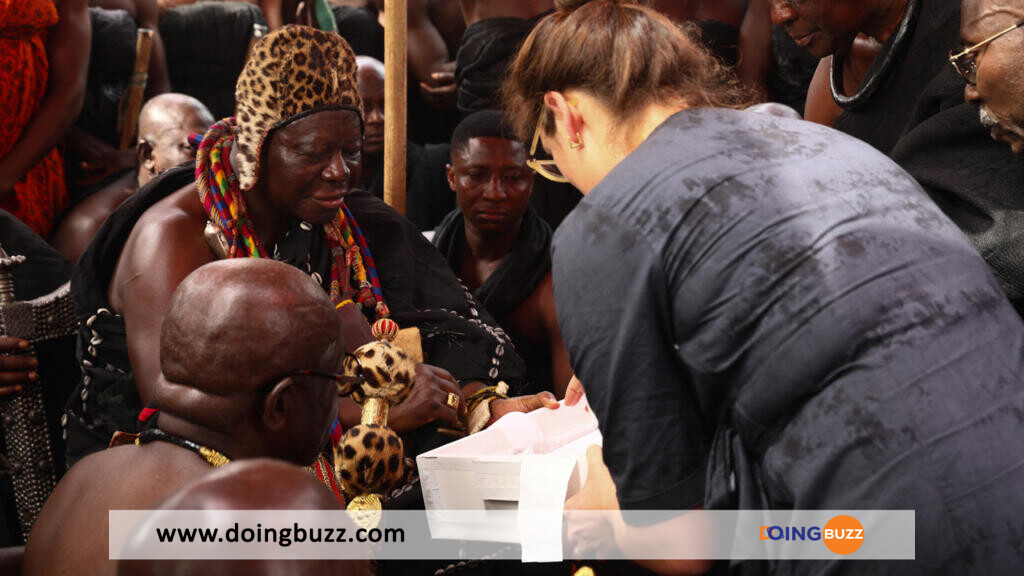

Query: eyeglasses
(949, 20), (1024, 84)
(526, 106), (570, 183)
(277, 353), (367, 396)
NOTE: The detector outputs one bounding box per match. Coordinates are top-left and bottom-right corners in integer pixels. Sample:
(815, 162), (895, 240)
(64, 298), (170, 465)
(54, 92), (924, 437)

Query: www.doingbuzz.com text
(154, 523), (404, 547)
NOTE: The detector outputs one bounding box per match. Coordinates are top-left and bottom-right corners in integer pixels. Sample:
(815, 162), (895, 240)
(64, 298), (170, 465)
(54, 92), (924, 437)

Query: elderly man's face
(961, 0), (1024, 154)
(769, 0), (873, 58)
(262, 109), (363, 225)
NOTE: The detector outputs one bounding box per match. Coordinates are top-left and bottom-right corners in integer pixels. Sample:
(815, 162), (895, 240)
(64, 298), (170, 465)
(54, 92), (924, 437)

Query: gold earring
(569, 132), (583, 150)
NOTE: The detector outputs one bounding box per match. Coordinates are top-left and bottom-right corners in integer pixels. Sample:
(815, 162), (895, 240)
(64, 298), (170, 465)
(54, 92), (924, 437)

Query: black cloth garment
(0, 211), (77, 546)
(831, 0), (1024, 314)
(364, 141), (454, 231)
(433, 205), (553, 394)
(65, 163), (526, 465)
(454, 17), (536, 117)
(769, 25), (819, 115)
(332, 5), (384, 62)
(554, 108), (1024, 574)
(160, 2), (267, 119)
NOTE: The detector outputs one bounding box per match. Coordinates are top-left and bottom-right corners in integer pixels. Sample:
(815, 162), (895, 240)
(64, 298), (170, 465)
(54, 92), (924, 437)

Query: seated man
(53, 93), (214, 263)
(64, 26), (553, 469)
(355, 55), (454, 230)
(433, 110), (570, 398)
(118, 459), (370, 576)
(958, 0), (1024, 155)
(771, 0), (1024, 314)
(25, 258), (356, 576)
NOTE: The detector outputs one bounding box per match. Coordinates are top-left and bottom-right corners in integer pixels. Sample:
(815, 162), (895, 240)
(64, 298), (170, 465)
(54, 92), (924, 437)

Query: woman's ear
(543, 91), (585, 146)
(262, 377), (294, 432)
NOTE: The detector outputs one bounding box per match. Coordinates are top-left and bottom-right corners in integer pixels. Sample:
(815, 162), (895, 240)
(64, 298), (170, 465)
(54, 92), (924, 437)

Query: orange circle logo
(822, 515), (864, 555)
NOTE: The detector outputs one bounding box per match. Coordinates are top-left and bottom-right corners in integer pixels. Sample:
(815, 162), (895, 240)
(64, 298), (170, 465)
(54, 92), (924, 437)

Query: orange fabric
(0, 0), (68, 238)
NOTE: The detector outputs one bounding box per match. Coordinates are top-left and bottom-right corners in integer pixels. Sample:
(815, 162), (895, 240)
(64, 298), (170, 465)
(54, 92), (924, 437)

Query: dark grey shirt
(553, 108), (1024, 572)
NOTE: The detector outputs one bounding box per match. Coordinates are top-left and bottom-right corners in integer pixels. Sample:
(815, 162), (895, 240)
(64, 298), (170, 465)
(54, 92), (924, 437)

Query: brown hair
(502, 0), (752, 140)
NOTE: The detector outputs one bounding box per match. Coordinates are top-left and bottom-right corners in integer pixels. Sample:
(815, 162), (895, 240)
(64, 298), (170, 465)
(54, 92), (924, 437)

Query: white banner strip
(110, 509), (914, 561)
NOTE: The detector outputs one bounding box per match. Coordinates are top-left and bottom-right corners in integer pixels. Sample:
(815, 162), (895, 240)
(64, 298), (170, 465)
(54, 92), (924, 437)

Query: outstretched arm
(0, 0), (90, 199)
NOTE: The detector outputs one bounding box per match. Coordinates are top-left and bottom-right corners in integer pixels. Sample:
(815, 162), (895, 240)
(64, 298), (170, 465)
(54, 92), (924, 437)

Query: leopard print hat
(234, 25), (363, 191)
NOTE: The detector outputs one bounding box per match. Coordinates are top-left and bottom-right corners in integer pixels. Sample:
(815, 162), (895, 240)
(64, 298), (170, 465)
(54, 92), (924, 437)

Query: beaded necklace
(195, 118), (389, 319)
(136, 428), (230, 468)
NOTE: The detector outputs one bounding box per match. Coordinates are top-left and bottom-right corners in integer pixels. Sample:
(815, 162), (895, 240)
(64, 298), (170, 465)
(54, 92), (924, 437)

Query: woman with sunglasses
(503, 1), (1024, 573)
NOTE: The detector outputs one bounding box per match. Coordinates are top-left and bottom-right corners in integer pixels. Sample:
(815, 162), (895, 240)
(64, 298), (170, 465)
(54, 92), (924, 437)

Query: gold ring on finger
(446, 392), (460, 409)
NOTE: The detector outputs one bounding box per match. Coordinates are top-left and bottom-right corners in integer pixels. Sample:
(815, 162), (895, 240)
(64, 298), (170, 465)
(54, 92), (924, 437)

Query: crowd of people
(1, 0), (1023, 574)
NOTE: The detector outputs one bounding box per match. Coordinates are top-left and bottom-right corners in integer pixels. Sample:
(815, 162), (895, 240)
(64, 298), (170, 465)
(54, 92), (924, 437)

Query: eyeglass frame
(526, 106), (571, 184)
(269, 353), (367, 395)
(949, 20), (1024, 84)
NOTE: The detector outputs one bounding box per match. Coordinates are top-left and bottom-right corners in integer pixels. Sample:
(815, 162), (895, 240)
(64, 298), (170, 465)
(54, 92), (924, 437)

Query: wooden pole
(383, 0), (407, 215)
(119, 28), (154, 150)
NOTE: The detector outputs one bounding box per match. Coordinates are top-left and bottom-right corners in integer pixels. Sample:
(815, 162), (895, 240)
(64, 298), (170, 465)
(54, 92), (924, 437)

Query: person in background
(354, 55), (454, 230)
(770, 0), (1024, 315)
(958, 0), (1024, 155)
(52, 93), (214, 263)
(434, 110), (571, 398)
(0, 0), (90, 237)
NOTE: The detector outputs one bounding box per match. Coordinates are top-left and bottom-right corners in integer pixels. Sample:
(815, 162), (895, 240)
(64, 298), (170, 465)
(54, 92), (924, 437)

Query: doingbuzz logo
(759, 515), (865, 555)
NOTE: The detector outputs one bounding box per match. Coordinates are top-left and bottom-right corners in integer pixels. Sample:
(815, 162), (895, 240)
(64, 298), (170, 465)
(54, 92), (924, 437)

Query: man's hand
(388, 364), (467, 432)
(76, 139), (137, 188)
(0, 337), (38, 397)
(488, 391), (559, 426)
(419, 66), (457, 111)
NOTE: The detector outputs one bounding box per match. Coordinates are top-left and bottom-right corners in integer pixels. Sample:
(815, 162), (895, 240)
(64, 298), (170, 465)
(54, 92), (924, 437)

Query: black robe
(831, 0), (1024, 314)
(0, 211), (77, 546)
(65, 163), (527, 467)
(433, 206), (554, 395)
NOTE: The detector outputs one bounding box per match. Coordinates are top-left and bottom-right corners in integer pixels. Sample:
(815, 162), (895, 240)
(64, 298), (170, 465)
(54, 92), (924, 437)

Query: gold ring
(446, 392), (460, 409)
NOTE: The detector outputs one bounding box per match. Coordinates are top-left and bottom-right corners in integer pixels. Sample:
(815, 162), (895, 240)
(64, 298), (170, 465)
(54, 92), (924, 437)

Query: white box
(417, 400), (602, 543)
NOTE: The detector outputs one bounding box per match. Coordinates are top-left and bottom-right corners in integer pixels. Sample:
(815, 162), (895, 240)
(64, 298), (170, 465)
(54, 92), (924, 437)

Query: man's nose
(368, 106), (384, 124)
(964, 82), (982, 105)
(482, 176), (507, 199)
(323, 150), (351, 181)
(769, 0), (796, 27)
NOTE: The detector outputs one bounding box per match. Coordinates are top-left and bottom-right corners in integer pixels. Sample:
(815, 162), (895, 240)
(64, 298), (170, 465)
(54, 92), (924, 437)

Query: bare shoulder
(110, 182), (215, 311)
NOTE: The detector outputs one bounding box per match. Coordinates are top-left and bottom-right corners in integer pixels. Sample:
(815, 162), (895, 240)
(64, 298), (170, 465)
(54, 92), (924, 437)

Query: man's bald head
(961, 0), (1024, 154)
(159, 259), (342, 395)
(356, 56), (386, 156)
(137, 93), (215, 187)
(155, 260), (343, 465)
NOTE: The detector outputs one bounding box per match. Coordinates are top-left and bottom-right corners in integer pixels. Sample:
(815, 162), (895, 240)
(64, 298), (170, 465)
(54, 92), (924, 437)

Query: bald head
(156, 259), (344, 465)
(356, 56), (386, 156)
(159, 259), (342, 395)
(137, 93), (215, 187)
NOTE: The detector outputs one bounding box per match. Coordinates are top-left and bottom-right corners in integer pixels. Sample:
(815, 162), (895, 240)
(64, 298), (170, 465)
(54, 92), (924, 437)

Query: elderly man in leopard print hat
(65, 25), (551, 486)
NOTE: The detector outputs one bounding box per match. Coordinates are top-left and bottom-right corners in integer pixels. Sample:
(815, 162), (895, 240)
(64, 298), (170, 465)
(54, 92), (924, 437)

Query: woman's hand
(0, 337), (38, 396)
(387, 364), (467, 432)
(564, 374), (585, 406)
